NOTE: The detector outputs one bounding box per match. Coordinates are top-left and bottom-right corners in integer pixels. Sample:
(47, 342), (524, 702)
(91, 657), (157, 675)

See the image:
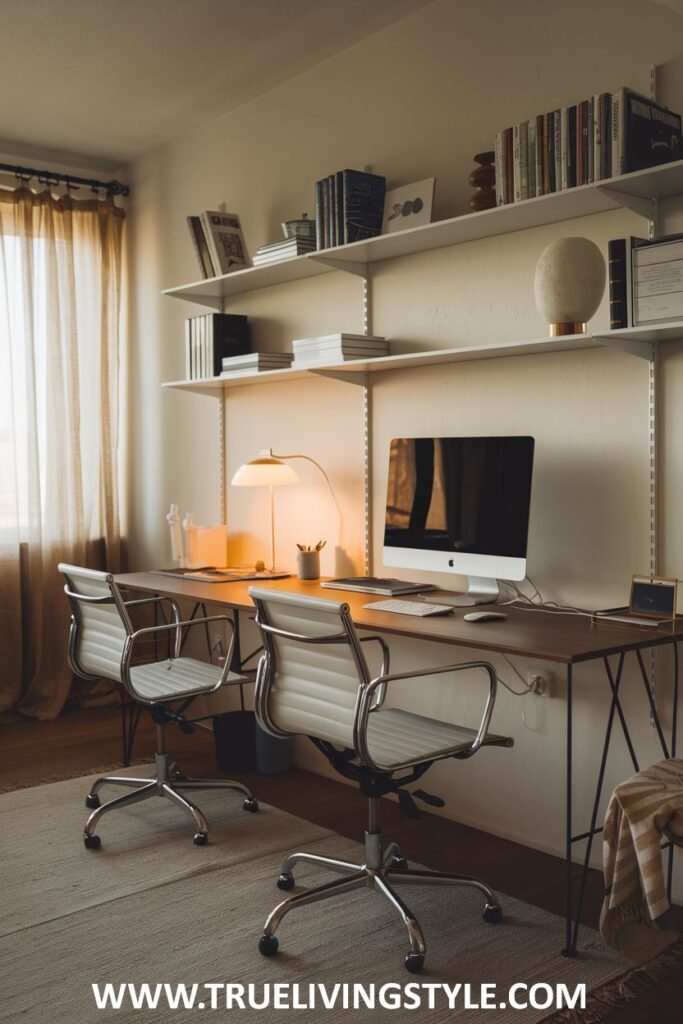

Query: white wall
(128, 0), (683, 891)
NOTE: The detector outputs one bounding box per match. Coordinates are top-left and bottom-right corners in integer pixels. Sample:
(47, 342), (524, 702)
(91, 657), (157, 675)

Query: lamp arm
(270, 450), (342, 523)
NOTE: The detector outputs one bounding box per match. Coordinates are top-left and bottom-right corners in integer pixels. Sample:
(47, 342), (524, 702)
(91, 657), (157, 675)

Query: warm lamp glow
(231, 456), (299, 487)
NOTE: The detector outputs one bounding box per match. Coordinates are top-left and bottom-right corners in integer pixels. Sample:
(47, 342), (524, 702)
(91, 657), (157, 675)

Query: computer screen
(383, 436), (535, 595)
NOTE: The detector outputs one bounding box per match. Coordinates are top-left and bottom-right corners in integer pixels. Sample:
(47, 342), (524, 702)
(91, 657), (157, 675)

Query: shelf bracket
(308, 368), (369, 386)
(595, 186), (653, 220)
(307, 255), (368, 278)
(594, 335), (655, 361)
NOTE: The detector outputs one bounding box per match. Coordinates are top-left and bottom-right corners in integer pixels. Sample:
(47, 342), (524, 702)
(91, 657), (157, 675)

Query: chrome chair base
(258, 826), (502, 974)
(83, 735), (257, 848)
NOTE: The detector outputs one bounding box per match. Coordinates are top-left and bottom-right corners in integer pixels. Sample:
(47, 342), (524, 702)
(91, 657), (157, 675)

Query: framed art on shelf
(382, 177), (435, 234)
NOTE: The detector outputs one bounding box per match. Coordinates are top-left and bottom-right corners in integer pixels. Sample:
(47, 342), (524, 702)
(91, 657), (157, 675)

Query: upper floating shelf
(163, 160), (683, 308)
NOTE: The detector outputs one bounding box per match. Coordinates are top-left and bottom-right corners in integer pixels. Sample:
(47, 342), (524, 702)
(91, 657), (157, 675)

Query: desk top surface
(115, 572), (683, 665)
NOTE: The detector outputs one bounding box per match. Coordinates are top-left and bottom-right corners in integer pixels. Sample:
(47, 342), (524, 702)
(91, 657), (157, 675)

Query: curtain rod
(0, 161), (129, 197)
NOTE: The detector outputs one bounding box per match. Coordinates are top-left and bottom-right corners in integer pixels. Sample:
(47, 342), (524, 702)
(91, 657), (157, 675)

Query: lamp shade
(231, 456), (299, 487)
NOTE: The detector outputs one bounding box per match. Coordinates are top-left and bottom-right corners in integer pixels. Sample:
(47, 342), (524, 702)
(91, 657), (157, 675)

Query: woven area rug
(0, 771), (676, 1024)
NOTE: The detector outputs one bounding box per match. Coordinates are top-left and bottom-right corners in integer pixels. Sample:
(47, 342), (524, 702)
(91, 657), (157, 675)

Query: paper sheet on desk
(152, 569), (290, 582)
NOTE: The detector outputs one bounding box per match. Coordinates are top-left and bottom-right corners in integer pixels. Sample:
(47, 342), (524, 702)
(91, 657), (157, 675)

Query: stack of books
(185, 314), (249, 380)
(315, 170), (386, 250)
(220, 352), (293, 377)
(292, 333), (388, 367)
(608, 233), (683, 328)
(253, 237), (316, 266)
(495, 88), (683, 206)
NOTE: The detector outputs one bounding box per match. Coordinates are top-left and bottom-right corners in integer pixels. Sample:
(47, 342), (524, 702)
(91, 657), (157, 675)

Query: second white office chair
(249, 587), (514, 974)
(59, 563), (258, 849)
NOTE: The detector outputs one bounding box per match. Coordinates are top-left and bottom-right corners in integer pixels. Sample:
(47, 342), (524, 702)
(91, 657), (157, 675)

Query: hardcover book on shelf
(613, 89), (683, 175)
(632, 234), (683, 325)
(186, 216), (216, 279)
(607, 236), (647, 329)
(200, 211), (250, 275)
(314, 170), (386, 249)
(185, 313), (250, 380)
(253, 237), (316, 265)
(220, 352), (293, 377)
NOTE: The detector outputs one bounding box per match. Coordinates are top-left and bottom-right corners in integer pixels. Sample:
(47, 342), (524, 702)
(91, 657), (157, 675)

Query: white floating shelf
(162, 323), (683, 395)
(164, 161), (683, 307)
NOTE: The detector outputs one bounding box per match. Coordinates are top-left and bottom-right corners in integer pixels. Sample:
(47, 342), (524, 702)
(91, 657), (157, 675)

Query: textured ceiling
(0, 0), (434, 170)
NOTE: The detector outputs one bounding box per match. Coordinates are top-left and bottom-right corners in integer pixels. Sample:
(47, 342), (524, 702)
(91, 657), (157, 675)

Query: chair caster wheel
(390, 856), (408, 871)
(85, 794), (100, 809)
(193, 832), (208, 846)
(405, 952), (424, 974)
(84, 834), (101, 849)
(277, 872), (295, 891)
(483, 903), (502, 924)
(243, 798), (259, 813)
(259, 934), (279, 957)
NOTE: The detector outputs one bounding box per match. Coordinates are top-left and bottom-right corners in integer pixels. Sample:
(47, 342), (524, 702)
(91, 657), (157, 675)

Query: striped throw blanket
(600, 757), (683, 963)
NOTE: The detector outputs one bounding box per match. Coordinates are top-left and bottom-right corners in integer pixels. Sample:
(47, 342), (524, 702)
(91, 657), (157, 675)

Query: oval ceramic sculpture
(534, 236), (606, 336)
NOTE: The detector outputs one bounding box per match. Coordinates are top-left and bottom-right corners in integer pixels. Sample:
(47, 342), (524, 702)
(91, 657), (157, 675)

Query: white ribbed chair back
(250, 588), (369, 750)
(58, 563), (130, 682)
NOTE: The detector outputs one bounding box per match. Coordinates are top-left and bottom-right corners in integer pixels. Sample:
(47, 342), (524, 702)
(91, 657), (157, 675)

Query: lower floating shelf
(162, 322), (683, 395)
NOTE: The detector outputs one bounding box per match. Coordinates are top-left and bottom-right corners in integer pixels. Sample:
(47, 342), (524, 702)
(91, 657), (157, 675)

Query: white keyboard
(363, 599), (454, 617)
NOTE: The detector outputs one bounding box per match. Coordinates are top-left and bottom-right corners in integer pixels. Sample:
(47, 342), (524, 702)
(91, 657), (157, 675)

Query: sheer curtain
(0, 187), (126, 719)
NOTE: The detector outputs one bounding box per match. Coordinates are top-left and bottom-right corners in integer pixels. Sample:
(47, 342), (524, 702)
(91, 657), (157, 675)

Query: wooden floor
(3, 705), (682, 1020)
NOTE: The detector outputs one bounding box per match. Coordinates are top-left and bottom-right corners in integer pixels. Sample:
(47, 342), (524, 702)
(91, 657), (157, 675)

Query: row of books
(184, 314), (249, 380)
(218, 334), (390, 378)
(315, 170), (386, 250)
(495, 88), (683, 205)
(187, 211), (250, 279)
(253, 236), (316, 266)
(608, 233), (683, 329)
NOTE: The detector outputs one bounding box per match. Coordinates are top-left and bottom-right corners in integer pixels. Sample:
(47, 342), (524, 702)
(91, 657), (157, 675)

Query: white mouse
(463, 610), (508, 623)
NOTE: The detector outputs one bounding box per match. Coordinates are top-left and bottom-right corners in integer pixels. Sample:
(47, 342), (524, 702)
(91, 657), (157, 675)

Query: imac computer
(383, 436), (535, 606)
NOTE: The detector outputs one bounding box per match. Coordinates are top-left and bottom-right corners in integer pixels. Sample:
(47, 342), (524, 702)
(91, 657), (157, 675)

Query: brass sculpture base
(549, 322), (587, 337)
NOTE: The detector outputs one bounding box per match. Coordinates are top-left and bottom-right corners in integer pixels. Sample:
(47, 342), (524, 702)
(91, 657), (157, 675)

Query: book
(186, 314), (250, 379)
(342, 170), (386, 243)
(292, 332), (386, 349)
(186, 216), (216, 278)
(321, 577), (437, 596)
(612, 89), (683, 175)
(607, 236), (647, 329)
(199, 211), (250, 275)
(221, 352), (292, 368)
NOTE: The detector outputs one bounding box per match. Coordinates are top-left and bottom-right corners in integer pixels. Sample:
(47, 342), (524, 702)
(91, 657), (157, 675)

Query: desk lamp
(231, 453), (298, 573)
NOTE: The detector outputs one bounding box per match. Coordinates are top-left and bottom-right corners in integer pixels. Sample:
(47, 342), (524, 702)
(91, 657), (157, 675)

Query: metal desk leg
(668, 640), (680, 898)
(563, 664), (576, 957)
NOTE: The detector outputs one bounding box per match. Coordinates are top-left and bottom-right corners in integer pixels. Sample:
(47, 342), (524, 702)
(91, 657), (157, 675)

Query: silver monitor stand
(422, 576), (500, 607)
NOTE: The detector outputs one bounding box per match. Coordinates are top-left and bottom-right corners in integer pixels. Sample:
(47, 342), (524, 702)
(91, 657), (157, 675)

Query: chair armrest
(353, 660), (498, 772)
(123, 615), (238, 697)
(358, 635), (390, 707)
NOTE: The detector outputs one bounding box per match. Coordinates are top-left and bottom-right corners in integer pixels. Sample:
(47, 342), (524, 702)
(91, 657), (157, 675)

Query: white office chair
(59, 563), (258, 848)
(249, 587), (514, 974)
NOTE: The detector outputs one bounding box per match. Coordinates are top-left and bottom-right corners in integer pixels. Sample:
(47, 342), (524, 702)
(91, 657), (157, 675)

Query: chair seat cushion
(365, 707), (507, 767)
(129, 658), (241, 702)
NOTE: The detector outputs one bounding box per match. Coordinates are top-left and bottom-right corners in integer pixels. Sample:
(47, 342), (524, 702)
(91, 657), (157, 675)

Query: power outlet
(527, 669), (552, 697)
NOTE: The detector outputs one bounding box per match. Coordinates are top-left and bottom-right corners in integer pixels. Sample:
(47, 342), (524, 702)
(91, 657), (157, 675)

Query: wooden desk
(116, 571), (681, 955)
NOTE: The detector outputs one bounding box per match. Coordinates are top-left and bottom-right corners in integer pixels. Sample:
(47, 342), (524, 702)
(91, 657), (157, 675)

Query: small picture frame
(382, 178), (435, 234)
(629, 574), (677, 621)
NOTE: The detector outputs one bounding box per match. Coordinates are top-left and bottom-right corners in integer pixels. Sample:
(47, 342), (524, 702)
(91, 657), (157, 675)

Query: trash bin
(213, 710), (257, 773)
(256, 722), (294, 774)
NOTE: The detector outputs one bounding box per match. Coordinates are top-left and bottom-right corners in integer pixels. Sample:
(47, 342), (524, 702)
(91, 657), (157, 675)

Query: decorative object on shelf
(231, 454), (299, 573)
(185, 312), (249, 379)
(534, 236), (606, 336)
(200, 210), (250, 274)
(281, 213), (317, 241)
(292, 332), (388, 367)
(382, 177), (435, 233)
(468, 153), (496, 212)
(315, 169), (386, 250)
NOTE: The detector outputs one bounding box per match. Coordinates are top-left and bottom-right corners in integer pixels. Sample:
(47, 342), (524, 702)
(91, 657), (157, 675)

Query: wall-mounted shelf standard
(164, 160), (683, 308)
(161, 322), (683, 396)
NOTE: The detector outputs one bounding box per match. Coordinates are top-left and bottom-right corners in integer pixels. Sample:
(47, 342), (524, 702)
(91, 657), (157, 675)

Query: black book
(622, 89), (683, 174)
(567, 106), (577, 188)
(342, 169), (386, 242)
(186, 313), (250, 379)
(314, 179), (324, 251)
(607, 236), (646, 330)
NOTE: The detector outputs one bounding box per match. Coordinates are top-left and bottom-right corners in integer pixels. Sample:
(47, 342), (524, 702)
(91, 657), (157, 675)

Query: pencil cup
(296, 550), (320, 580)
